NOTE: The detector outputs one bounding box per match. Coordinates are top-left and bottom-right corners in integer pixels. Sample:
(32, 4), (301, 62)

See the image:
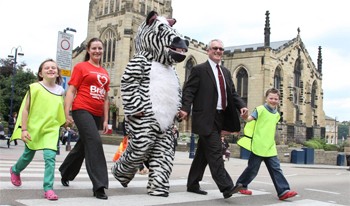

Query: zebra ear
(146, 11), (158, 25)
(167, 18), (176, 27)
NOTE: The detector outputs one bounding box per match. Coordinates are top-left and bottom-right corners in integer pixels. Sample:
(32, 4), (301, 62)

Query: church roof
(225, 40), (290, 52)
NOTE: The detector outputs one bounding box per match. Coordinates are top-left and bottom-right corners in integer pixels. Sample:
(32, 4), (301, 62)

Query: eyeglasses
(211, 47), (224, 51)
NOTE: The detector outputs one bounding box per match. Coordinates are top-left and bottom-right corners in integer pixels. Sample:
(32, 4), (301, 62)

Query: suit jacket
(182, 61), (246, 135)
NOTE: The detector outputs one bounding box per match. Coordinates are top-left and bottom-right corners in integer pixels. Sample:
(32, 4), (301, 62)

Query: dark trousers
(236, 153), (290, 196)
(187, 111), (233, 193)
(59, 110), (108, 192)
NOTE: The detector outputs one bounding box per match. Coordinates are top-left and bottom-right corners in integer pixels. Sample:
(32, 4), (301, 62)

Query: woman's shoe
(94, 188), (108, 200)
(61, 178), (69, 187)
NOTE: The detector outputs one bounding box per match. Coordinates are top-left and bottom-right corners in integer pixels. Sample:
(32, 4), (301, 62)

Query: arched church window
(274, 67), (281, 90)
(112, 38), (116, 62)
(104, 0), (109, 14)
(184, 58), (195, 82)
(103, 40), (107, 62)
(294, 58), (301, 88)
(102, 30), (116, 64)
(293, 58), (302, 105)
(236, 68), (248, 104)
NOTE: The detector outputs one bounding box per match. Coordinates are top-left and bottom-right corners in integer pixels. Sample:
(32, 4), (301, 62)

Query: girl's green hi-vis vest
(11, 83), (65, 151)
(237, 105), (280, 157)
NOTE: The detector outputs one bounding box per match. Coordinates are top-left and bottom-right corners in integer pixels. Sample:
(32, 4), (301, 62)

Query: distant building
(325, 116), (338, 144)
(72, 0), (326, 143)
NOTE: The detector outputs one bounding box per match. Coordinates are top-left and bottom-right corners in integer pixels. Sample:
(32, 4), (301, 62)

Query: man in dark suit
(179, 39), (248, 199)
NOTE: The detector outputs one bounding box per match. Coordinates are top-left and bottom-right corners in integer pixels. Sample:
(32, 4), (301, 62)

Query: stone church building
(72, 0), (326, 143)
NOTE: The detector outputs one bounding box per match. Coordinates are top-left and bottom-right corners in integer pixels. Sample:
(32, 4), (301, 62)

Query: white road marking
(266, 199), (345, 206)
(305, 188), (341, 195)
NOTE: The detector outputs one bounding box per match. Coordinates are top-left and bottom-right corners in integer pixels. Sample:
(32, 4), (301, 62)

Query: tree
(0, 58), (36, 120)
(338, 121), (349, 139)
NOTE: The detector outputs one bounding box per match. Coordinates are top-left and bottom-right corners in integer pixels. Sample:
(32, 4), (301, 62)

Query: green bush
(323, 144), (339, 151)
(303, 137), (340, 151)
(303, 139), (324, 149)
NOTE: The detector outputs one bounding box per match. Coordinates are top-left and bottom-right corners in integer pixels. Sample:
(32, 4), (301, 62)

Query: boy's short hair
(265, 88), (280, 97)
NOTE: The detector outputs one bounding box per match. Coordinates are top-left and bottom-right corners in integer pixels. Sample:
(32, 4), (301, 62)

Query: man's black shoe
(187, 188), (208, 195)
(61, 178), (69, 187)
(223, 183), (243, 199)
(94, 188), (108, 200)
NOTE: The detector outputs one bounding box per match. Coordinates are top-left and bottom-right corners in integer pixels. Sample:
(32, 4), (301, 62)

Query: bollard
(189, 133), (195, 159)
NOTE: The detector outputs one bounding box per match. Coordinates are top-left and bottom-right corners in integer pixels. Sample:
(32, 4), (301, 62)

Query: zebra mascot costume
(111, 11), (188, 197)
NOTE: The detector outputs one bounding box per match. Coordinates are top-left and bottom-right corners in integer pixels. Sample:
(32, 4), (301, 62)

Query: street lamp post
(8, 46), (24, 117)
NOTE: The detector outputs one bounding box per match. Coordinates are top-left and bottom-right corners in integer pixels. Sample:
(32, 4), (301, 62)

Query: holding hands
(240, 108), (249, 120)
(178, 110), (188, 121)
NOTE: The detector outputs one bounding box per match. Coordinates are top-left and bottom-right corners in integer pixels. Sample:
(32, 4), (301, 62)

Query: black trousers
(187, 111), (233, 193)
(59, 110), (108, 192)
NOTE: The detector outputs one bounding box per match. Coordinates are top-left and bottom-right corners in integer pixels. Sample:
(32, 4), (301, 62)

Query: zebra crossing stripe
(16, 189), (269, 206)
(1, 179), (208, 190)
(267, 199), (345, 206)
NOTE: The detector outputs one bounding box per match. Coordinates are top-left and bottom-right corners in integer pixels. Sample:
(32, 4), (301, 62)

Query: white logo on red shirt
(97, 74), (108, 87)
(90, 74), (108, 100)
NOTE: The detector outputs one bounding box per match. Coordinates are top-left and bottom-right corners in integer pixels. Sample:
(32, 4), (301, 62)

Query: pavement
(0, 138), (349, 206)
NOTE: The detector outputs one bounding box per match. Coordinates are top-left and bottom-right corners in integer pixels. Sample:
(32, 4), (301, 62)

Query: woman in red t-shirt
(59, 37), (110, 200)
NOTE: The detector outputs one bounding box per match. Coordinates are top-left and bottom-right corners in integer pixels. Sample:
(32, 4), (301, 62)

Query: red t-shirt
(69, 61), (110, 116)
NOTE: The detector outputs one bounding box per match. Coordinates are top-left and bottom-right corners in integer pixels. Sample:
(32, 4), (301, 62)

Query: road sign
(61, 69), (71, 76)
(56, 31), (74, 90)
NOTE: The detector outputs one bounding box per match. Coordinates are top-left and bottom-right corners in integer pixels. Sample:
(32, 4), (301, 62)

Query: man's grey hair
(207, 39), (224, 50)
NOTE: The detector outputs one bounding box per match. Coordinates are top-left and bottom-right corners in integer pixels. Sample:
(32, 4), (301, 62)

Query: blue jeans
(236, 153), (291, 197)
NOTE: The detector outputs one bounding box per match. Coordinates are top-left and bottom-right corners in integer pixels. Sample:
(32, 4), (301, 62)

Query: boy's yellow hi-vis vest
(237, 105), (280, 157)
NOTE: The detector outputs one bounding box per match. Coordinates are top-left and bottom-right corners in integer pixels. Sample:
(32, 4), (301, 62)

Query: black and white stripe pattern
(111, 12), (184, 197)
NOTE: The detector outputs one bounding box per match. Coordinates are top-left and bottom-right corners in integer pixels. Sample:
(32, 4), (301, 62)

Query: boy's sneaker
(279, 190), (298, 200)
(239, 189), (252, 195)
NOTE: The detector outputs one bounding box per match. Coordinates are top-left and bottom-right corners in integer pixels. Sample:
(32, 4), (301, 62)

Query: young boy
(237, 88), (298, 200)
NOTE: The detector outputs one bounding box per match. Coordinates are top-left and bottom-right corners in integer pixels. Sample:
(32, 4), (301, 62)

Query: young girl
(10, 59), (66, 201)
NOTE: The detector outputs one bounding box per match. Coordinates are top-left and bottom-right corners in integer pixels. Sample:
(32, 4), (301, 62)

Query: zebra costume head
(135, 11), (189, 65)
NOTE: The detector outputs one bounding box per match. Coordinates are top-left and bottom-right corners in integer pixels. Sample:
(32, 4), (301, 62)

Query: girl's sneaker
(44, 190), (58, 201)
(10, 167), (21, 186)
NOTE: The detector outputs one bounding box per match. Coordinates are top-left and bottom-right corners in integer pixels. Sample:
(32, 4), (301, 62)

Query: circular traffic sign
(61, 39), (70, 50)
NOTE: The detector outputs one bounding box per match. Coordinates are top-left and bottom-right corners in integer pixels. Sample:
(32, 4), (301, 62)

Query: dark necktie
(216, 64), (226, 110)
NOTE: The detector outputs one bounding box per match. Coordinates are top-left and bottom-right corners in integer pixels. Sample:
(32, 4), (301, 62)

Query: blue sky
(0, 0), (349, 121)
